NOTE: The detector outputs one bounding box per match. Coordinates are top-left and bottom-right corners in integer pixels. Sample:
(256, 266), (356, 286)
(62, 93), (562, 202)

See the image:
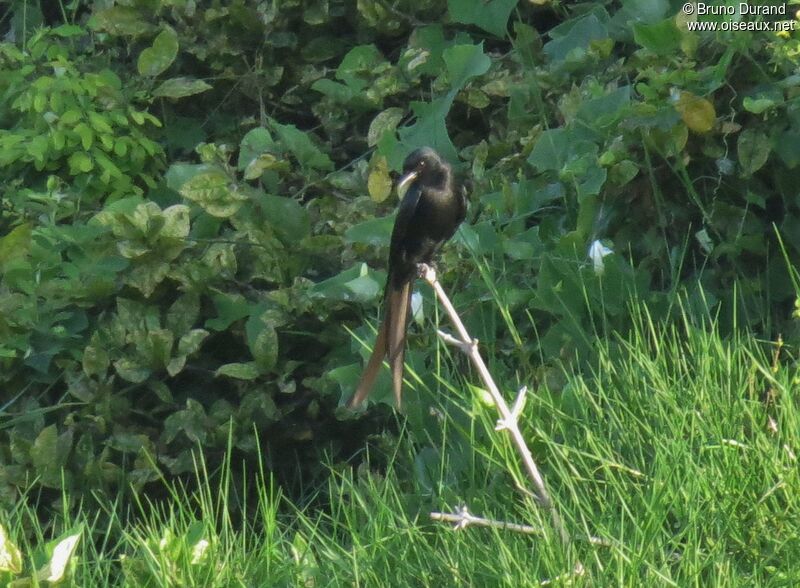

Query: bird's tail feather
(387, 282), (411, 409)
(347, 281), (411, 408)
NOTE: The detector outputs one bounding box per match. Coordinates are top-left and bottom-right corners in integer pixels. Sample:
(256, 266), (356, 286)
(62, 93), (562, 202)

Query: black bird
(348, 147), (466, 409)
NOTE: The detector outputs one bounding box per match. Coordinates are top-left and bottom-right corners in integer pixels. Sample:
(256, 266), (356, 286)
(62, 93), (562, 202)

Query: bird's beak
(396, 170), (419, 198)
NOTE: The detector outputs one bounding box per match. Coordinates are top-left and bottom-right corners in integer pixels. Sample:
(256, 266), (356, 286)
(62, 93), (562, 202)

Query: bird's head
(397, 147), (450, 196)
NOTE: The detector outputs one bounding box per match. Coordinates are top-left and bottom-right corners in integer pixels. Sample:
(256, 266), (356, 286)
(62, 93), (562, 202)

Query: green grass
(3, 308), (799, 586)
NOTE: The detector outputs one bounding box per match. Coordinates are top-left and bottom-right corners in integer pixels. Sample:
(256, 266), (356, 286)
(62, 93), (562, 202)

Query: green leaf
(95, 152), (123, 179)
(368, 108), (404, 147)
(576, 86), (631, 128)
(163, 400), (208, 445)
(153, 77), (213, 99)
(161, 204), (191, 239)
(345, 216), (394, 247)
(775, 132), (800, 168)
(244, 153), (286, 180)
(90, 6), (153, 36)
(310, 264), (383, 302)
(238, 128), (276, 170)
(443, 43), (492, 91)
(142, 328), (174, 369)
(269, 119), (334, 171)
(399, 44), (489, 161)
(82, 343), (109, 377)
(448, 0), (518, 37)
(399, 97), (458, 163)
(114, 357), (151, 383)
(259, 194), (310, 242)
(336, 45), (385, 89)
(147, 382), (171, 405)
(215, 362), (260, 380)
(632, 19), (681, 56)
(609, 160), (639, 186)
(465, 88), (490, 109)
(165, 163), (216, 191)
(167, 330), (209, 376)
(301, 36), (340, 62)
(166, 356), (187, 377)
(177, 329), (209, 356)
(239, 391), (280, 425)
(88, 111), (113, 134)
(128, 260), (171, 297)
(27, 135), (49, 162)
(68, 151), (93, 174)
(527, 129), (569, 171)
(167, 293), (200, 334)
(312, 79), (358, 102)
(52, 24), (85, 37)
(737, 129), (770, 177)
(206, 293), (252, 331)
(31, 425), (59, 485)
(576, 165), (607, 200)
(137, 26), (179, 77)
(0, 223), (32, 267)
(403, 25), (448, 76)
(107, 433), (147, 453)
(246, 315), (278, 371)
(179, 169), (247, 218)
(471, 141), (490, 180)
(742, 86), (783, 114)
(543, 12), (609, 63)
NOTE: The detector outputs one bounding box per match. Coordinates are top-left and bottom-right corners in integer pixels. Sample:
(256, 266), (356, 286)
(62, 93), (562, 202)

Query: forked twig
(431, 506), (542, 534)
(431, 506), (612, 546)
(420, 264), (570, 545)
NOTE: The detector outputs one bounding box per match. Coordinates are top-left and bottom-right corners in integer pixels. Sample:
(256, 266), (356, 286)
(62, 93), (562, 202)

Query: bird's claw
(417, 263), (437, 282)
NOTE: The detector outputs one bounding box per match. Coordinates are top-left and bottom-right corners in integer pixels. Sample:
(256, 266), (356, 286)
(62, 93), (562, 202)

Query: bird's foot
(417, 263), (437, 282)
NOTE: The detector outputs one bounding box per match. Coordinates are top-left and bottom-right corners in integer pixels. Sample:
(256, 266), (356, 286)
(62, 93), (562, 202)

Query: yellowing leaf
(0, 524), (22, 574)
(676, 91), (715, 134)
(367, 155), (392, 203)
(244, 153), (285, 180)
(179, 170), (247, 218)
(0, 223), (32, 266)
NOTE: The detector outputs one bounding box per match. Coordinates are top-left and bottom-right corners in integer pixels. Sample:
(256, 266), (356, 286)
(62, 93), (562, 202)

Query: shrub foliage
(1, 0), (799, 515)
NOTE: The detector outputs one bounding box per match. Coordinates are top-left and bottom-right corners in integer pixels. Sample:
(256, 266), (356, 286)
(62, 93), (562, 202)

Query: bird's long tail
(347, 280), (412, 408)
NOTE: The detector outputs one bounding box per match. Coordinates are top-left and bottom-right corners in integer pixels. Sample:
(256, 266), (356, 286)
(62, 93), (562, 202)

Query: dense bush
(1, 0), (799, 522)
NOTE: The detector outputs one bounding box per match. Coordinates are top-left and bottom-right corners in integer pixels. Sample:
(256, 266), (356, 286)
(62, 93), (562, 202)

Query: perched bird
(348, 147), (466, 409)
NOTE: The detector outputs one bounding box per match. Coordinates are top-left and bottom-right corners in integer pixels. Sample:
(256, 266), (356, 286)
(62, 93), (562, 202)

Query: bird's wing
(389, 182), (423, 273)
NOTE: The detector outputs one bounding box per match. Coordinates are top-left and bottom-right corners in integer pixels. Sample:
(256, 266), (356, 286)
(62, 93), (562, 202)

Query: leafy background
(1, 0), (799, 547)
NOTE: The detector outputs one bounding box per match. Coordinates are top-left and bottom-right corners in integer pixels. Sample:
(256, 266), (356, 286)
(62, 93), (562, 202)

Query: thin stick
(420, 264), (570, 545)
(431, 506), (542, 534)
(431, 506), (612, 546)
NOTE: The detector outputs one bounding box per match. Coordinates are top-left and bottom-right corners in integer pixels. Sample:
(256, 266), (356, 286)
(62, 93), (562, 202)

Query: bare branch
(430, 506), (613, 547)
(431, 506), (542, 535)
(420, 263), (570, 546)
